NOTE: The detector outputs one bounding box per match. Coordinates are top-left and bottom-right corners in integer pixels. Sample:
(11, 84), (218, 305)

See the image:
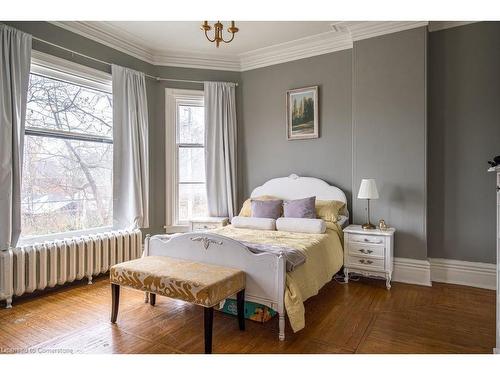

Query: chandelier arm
(204, 30), (216, 43)
(221, 32), (235, 44)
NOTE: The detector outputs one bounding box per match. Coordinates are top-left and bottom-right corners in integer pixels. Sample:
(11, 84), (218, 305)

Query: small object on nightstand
(189, 217), (229, 232)
(343, 224), (395, 290)
(357, 179), (379, 230)
(378, 219), (388, 231)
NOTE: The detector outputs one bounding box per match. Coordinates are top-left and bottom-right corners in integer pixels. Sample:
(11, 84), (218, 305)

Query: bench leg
(111, 284), (120, 323)
(204, 307), (213, 354)
(149, 293), (156, 306)
(237, 289), (245, 331)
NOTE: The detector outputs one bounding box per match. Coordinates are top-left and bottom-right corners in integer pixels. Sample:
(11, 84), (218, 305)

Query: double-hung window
(21, 52), (113, 240)
(166, 89), (208, 229)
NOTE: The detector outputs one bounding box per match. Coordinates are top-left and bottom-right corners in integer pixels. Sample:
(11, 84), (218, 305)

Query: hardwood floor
(0, 275), (495, 354)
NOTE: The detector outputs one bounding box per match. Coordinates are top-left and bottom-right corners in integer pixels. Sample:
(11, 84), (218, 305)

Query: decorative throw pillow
(239, 195), (279, 217)
(315, 200), (346, 223)
(283, 196), (316, 218)
(251, 199), (283, 219)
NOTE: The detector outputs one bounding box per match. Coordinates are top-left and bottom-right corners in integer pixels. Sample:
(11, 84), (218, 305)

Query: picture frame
(286, 86), (319, 140)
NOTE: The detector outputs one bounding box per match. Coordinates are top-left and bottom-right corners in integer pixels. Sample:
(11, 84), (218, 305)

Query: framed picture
(286, 86), (319, 140)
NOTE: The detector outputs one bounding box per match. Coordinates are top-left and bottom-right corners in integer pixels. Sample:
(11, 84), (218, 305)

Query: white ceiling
(51, 21), (474, 71)
(101, 21), (336, 55)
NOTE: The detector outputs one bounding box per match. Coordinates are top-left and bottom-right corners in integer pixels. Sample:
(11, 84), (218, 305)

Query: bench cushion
(110, 256), (245, 307)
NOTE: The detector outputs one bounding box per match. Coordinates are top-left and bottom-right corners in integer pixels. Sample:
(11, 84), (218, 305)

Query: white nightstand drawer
(347, 255), (385, 270)
(348, 242), (385, 258)
(191, 222), (221, 231)
(349, 233), (385, 246)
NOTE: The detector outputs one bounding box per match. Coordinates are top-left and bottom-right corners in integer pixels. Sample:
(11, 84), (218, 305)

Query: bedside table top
(343, 224), (395, 236)
(189, 217), (228, 223)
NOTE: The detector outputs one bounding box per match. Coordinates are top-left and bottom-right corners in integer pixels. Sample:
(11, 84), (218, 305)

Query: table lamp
(357, 179), (379, 229)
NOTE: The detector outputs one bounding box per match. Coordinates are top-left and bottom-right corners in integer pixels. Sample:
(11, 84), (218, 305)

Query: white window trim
(164, 88), (205, 233)
(20, 52), (113, 243)
(31, 50), (112, 93)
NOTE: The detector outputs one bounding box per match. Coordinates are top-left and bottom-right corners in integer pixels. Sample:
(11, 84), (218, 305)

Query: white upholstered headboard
(250, 174), (349, 218)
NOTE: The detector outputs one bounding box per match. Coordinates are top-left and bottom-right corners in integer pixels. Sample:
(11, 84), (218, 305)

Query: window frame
(165, 88), (206, 233)
(19, 51), (113, 244)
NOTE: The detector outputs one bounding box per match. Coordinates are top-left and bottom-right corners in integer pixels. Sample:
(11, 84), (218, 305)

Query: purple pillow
(251, 199), (283, 219)
(283, 196), (316, 218)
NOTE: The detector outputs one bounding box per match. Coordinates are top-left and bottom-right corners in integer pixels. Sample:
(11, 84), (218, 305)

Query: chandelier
(201, 21), (239, 47)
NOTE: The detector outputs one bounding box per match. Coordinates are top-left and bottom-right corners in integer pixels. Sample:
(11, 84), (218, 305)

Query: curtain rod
(32, 36), (239, 86)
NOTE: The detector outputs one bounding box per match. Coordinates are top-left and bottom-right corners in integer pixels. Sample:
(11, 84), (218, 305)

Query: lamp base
(362, 223), (376, 230)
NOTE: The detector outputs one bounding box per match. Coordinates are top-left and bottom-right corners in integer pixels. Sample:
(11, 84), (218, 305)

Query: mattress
(209, 222), (344, 332)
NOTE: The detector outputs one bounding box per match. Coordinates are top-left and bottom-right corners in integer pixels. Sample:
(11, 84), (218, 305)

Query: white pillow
(231, 216), (276, 231)
(276, 217), (326, 234)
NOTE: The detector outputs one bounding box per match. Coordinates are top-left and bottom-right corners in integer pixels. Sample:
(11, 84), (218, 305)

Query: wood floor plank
(0, 276), (495, 354)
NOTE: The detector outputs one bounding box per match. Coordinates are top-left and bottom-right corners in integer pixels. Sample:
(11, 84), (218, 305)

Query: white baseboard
(430, 258), (496, 290)
(393, 257), (432, 286)
(392, 257), (496, 290)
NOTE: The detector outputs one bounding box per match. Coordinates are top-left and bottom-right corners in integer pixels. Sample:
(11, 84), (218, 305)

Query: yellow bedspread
(209, 223), (344, 332)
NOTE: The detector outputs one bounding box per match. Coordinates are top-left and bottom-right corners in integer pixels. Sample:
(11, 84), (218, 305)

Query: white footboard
(145, 233), (287, 341)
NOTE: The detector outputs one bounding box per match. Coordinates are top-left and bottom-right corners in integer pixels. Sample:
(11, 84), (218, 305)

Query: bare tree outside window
(21, 73), (113, 237)
(176, 103), (207, 223)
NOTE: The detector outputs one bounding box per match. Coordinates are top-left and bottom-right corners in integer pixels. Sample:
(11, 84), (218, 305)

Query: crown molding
(427, 21), (477, 32)
(49, 21), (432, 72)
(152, 50), (241, 72)
(50, 21), (155, 64)
(239, 31), (352, 71)
(336, 21), (429, 41)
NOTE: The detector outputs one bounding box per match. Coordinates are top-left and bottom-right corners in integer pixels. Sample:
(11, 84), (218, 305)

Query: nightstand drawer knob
(364, 238), (382, 244)
(359, 249), (373, 254)
(358, 259), (373, 265)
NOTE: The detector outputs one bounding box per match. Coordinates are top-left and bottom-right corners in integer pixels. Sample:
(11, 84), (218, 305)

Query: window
(21, 54), (113, 238)
(166, 89), (208, 228)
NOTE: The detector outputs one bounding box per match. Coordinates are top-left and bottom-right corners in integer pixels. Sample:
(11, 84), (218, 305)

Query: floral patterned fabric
(110, 256), (245, 308)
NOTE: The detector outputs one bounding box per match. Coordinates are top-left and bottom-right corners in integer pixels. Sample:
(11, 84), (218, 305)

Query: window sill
(164, 225), (190, 234)
(18, 226), (114, 246)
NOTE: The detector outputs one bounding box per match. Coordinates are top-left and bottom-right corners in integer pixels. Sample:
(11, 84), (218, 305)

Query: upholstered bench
(109, 256), (246, 354)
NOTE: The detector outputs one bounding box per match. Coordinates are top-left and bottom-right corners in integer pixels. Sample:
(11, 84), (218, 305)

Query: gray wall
(428, 22), (500, 263)
(352, 27), (428, 260)
(1, 21), (241, 235)
(4, 21), (498, 263)
(239, 51), (353, 208)
(239, 28), (427, 260)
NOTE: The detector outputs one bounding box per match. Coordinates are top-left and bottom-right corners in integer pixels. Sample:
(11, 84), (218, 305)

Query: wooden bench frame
(110, 284), (245, 354)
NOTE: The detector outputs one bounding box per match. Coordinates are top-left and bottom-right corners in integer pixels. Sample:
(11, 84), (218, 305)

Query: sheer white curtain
(112, 65), (149, 230)
(204, 81), (238, 218)
(0, 25), (32, 250)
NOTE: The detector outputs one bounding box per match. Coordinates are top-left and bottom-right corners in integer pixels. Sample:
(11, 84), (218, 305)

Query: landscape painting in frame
(286, 86), (318, 140)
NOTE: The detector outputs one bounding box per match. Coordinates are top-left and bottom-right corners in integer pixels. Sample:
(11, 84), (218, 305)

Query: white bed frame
(147, 174), (348, 341)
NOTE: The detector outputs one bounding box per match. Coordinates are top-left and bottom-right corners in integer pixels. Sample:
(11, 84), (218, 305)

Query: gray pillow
(283, 196), (316, 219)
(251, 199), (283, 219)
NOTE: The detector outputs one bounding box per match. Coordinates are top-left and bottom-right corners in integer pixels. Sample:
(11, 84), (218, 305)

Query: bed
(145, 174), (348, 340)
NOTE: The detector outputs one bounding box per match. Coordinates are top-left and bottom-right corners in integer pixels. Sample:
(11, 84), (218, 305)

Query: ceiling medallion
(201, 21), (239, 47)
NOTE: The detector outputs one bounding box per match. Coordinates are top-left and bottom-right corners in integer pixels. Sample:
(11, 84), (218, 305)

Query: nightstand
(189, 217), (229, 232)
(343, 224), (395, 289)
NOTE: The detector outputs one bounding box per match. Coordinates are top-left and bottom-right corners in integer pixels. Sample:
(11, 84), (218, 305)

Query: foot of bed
(278, 313), (285, 341)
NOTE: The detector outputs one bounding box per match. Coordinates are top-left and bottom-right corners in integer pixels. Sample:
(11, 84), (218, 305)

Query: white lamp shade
(357, 179), (379, 199)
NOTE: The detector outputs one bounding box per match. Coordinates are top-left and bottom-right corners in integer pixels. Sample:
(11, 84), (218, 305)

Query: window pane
(21, 135), (113, 236)
(178, 184), (207, 223)
(26, 74), (112, 138)
(178, 147), (205, 183)
(178, 105), (204, 144)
